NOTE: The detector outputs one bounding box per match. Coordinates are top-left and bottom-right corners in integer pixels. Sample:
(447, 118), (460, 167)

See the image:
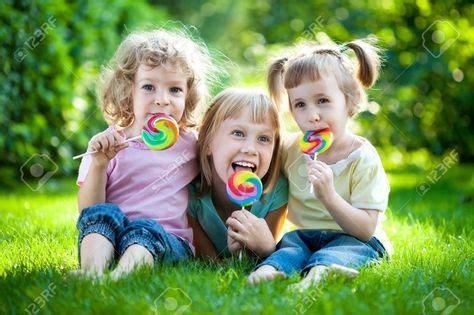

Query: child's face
(287, 74), (349, 138)
(131, 63), (187, 128)
(209, 107), (276, 185)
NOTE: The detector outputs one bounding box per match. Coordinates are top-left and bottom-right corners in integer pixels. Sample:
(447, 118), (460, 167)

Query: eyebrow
(137, 78), (186, 85)
(228, 123), (275, 134)
(291, 93), (329, 103)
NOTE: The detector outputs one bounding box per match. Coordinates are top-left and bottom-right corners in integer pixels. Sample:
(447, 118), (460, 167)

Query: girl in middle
(187, 88), (288, 259)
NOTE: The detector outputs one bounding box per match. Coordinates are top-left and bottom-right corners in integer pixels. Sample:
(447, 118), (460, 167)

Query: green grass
(1, 165), (473, 314)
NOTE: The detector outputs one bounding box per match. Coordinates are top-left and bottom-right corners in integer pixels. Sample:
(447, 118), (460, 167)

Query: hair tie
(339, 43), (348, 53)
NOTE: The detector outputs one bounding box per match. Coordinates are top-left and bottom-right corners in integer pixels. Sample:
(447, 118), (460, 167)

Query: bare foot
(110, 244), (154, 281)
(67, 269), (104, 281)
(247, 265), (286, 285)
(289, 264), (359, 292)
(328, 264), (359, 279)
(288, 265), (329, 292)
(79, 233), (115, 275)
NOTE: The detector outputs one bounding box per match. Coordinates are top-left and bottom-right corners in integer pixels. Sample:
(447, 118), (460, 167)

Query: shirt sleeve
(76, 154), (92, 186)
(76, 154), (115, 186)
(350, 149), (390, 212)
(266, 174), (289, 211)
(186, 181), (199, 218)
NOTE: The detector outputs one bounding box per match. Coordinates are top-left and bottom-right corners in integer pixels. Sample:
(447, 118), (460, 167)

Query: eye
(231, 130), (244, 137)
(170, 86), (183, 93)
(258, 135), (271, 143)
(294, 101), (305, 109)
(142, 84), (154, 92)
(318, 98), (330, 104)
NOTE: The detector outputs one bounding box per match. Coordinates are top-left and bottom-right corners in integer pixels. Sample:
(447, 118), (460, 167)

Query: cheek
(259, 145), (275, 176)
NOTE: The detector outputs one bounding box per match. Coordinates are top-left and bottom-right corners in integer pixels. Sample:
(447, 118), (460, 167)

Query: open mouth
(232, 161), (257, 173)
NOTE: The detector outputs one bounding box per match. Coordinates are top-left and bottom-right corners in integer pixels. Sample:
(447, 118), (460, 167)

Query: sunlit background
(1, 0), (472, 186)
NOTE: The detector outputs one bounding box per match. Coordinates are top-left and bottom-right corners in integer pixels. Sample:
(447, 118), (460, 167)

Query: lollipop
(226, 170), (263, 260)
(299, 128), (333, 194)
(73, 113), (179, 159)
(141, 113), (179, 150)
(226, 170), (263, 208)
(299, 128), (333, 159)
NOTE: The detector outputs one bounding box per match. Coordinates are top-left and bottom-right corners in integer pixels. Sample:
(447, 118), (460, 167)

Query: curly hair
(98, 28), (219, 129)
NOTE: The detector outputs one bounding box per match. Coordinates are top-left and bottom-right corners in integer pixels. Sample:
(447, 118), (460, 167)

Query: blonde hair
(197, 88), (282, 197)
(98, 28), (219, 128)
(268, 38), (381, 117)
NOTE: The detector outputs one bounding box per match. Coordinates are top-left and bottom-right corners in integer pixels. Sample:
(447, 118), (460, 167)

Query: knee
(77, 203), (127, 231)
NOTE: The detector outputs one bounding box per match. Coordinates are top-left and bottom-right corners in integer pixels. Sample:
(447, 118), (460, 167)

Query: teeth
(234, 161), (256, 168)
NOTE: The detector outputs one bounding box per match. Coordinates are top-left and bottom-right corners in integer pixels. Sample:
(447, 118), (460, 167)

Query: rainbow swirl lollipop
(299, 128), (333, 158)
(226, 170), (263, 207)
(141, 113), (179, 151)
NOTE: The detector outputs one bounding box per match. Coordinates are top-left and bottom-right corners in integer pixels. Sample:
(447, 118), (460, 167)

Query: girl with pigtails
(247, 38), (392, 290)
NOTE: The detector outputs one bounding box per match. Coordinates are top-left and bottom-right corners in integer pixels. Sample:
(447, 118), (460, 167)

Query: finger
(240, 209), (254, 218)
(231, 211), (248, 223)
(113, 131), (125, 144)
(97, 136), (109, 152)
(308, 174), (318, 185)
(90, 141), (101, 152)
(105, 132), (116, 148)
(116, 143), (129, 152)
(308, 168), (322, 178)
(228, 229), (245, 243)
(226, 218), (245, 232)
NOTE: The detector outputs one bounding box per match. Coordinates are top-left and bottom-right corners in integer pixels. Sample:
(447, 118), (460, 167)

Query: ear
(347, 89), (362, 117)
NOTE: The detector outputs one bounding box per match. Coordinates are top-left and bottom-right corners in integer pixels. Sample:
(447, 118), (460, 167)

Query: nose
(154, 88), (170, 106)
(241, 138), (258, 156)
(309, 107), (320, 123)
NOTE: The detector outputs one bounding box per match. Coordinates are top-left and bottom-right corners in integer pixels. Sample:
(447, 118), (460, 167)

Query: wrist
(320, 188), (338, 206)
(90, 158), (109, 170)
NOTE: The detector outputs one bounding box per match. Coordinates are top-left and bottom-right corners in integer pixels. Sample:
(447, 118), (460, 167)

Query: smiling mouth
(232, 161), (257, 173)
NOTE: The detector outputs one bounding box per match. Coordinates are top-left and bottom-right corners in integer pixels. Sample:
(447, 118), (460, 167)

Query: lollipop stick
(309, 153), (318, 195)
(72, 135), (141, 160)
(238, 205), (245, 261)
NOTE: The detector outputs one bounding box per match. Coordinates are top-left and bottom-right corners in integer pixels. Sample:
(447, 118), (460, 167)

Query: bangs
(284, 54), (344, 89)
(219, 89), (278, 126)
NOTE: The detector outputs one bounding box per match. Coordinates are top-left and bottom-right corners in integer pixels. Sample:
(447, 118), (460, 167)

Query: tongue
(235, 166), (253, 173)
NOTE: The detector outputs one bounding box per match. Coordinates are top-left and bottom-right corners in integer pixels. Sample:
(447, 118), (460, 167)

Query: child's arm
(308, 160), (378, 242)
(187, 213), (218, 259)
(77, 130), (128, 211)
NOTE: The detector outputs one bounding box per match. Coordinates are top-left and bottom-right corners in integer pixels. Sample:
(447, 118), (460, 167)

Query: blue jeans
(76, 203), (193, 265)
(257, 230), (386, 276)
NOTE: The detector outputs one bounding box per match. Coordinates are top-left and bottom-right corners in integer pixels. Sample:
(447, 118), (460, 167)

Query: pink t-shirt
(77, 127), (199, 252)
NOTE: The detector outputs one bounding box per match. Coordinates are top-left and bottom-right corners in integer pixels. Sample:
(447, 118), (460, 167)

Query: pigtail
(346, 40), (381, 88)
(267, 57), (288, 111)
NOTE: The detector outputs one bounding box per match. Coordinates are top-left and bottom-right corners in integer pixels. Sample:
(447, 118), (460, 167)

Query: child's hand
(227, 229), (242, 254)
(88, 130), (128, 166)
(226, 210), (276, 257)
(307, 160), (336, 203)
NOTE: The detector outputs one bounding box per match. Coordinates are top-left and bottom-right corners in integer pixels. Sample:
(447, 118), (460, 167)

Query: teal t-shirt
(188, 174), (288, 256)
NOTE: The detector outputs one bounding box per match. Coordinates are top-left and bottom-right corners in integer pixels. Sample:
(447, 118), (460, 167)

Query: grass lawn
(0, 165), (473, 314)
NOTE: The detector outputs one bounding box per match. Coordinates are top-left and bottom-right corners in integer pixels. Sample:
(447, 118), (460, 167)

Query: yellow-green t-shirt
(283, 133), (392, 254)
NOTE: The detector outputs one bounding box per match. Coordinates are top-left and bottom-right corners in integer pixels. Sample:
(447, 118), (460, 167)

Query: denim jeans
(76, 203), (193, 264)
(257, 230), (387, 276)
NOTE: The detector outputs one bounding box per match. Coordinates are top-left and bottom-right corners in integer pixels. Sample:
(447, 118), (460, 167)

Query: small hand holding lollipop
(299, 128), (333, 195)
(226, 170), (263, 259)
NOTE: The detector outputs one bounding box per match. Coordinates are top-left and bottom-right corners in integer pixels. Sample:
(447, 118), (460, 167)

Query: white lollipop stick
(72, 135), (141, 160)
(309, 153), (318, 195)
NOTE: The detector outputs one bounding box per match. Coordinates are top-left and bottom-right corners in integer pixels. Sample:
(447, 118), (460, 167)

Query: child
(75, 29), (217, 279)
(248, 38), (391, 289)
(187, 88), (288, 259)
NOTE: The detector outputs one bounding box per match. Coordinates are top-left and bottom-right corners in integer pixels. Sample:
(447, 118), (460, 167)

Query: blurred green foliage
(1, 0), (472, 187)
